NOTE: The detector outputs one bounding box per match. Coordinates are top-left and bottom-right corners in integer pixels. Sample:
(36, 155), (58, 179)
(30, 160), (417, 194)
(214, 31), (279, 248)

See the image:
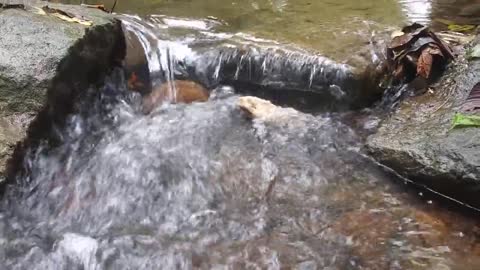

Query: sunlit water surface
(55, 0), (480, 62)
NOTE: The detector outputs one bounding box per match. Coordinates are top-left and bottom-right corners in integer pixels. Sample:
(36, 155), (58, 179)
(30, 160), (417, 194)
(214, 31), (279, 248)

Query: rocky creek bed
(0, 2), (479, 269)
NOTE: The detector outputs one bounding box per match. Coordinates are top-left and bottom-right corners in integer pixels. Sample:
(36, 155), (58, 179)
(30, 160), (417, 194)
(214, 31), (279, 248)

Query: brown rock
(237, 96), (278, 119)
(237, 96), (299, 122)
(142, 80), (209, 114)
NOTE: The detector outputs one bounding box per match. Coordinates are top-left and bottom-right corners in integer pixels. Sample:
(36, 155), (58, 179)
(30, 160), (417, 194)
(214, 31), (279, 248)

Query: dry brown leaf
(81, 4), (109, 13)
(0, 3), (25, 9)
(417, 49), (433, 79)
(42, 6), (93, 26)
(426, 45), (443, 56)
(393, 63), (404, 80)
(427, 31), (455, 59)
(51, 13), (92, 26)
(461, 82), (480, 112)
(389, 33), (414, 49)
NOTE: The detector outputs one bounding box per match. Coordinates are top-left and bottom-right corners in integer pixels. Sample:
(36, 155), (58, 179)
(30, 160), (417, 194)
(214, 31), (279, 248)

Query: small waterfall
(122, 15), (198, 103)
(119, 15), (362, 109)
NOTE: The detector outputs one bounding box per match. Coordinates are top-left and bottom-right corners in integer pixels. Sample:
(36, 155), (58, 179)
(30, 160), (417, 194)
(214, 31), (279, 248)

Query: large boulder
(367, 37), (480, 209)
(0, 2), (115, 113)
(0, 2), (123, 182)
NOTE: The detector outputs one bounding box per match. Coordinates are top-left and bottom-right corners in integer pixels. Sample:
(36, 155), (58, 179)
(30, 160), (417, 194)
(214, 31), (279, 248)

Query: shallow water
(55, 0), (480, 62)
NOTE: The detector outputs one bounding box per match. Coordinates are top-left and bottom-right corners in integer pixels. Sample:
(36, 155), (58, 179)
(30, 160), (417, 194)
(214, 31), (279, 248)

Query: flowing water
(1, 68), (479, 269)
(1, 0), (480, 269)
(55, 0), (480, 62)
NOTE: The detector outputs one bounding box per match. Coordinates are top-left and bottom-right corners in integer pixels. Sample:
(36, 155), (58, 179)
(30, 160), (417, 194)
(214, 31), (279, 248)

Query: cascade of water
(121, 15), (197, 103)
(119, 15), (361, 109)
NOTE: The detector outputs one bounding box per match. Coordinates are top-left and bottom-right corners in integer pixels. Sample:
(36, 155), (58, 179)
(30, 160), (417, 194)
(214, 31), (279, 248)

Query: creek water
(55, 0), (480, 62)
(1, 0), (480, 269)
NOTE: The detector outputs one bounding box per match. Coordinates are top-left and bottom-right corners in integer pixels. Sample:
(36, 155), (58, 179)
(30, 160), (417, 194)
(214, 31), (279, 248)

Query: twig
(264, 175), (278, 203)
(110, 0), (117, 13)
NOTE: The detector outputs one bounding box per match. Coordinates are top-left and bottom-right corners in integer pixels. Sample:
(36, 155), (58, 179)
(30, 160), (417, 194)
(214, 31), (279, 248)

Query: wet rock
(0, 2), (115, 114)
(0, 112), (36, 184)
(192, 46), (380, 110)
(238, 96), (298, 121)
(367, 37), (480, 209)
(0, 3), (125, 186)
(0, 118), (20, 184)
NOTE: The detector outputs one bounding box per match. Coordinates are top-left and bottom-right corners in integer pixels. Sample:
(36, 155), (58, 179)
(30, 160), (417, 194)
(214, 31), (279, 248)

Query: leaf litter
(38, 6), (93, 26)
(387, 23), (454, 85)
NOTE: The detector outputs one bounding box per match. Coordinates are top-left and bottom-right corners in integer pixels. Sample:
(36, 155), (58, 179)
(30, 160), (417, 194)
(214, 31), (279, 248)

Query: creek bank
(0, 3), (123, 183)
(367, 36), (480, 209)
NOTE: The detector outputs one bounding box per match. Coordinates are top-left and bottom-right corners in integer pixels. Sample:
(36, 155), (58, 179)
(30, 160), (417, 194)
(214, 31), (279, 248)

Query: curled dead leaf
(461, 82), (480, 113)
(0, 3), (25, 9)
(81, 4), (109, 13)
(417, 49), (433, 79)
(42, 6), (93, 26)
(392, 63), (405, 81)
(389, 33), (414, 49)
(387, 23), (454, 85)
(391, 30), (404, 39)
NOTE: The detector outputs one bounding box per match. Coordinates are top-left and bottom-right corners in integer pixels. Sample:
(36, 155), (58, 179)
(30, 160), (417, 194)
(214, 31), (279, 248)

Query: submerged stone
(142, 80), (210, 114)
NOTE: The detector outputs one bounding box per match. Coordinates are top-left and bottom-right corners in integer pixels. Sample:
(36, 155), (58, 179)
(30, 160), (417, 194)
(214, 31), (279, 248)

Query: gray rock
(0, 118), (18, 184)
(0, 3), (122, 179)
(367, 39), (480, 209)
(0, 2), (115, 114)
(0, 114), (33, 183)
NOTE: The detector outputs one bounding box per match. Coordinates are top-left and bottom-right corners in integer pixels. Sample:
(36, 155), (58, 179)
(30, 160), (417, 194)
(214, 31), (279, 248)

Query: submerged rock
(367, 37), (480, 209)
(142, 80), (210, 114)
(0, 113), (35, 185)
